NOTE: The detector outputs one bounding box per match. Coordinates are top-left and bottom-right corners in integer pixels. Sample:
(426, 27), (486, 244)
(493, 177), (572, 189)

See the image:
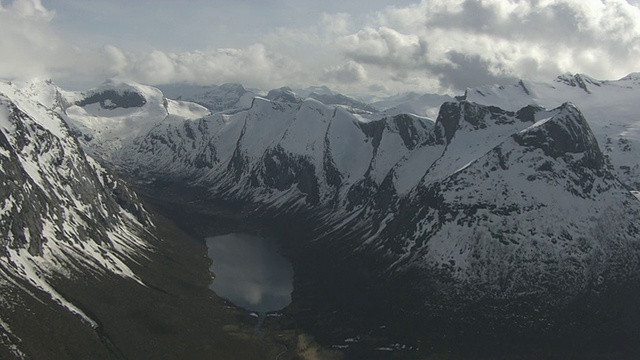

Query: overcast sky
(2, 0), (640, 95)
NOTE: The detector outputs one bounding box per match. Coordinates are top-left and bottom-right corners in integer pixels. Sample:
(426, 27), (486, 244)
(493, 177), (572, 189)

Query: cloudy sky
(2, 0), (640, 95)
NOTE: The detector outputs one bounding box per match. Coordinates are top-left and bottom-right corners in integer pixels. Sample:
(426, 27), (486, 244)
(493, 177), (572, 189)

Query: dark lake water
(206, 233), (293, 312)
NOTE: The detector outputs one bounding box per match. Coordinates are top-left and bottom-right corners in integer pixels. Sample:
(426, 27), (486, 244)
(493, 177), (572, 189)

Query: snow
(6, 247), (98, 327)
(63, 79), (212, 163)
(373, 92), (454, 119)
(0, 313), (26, 359)
(328, 109), (371, 183)
(464, 74), (640, 189)
(0, 79), (154, 329)
(166, 98), (210, 119)
(0, 82), (67, 138)
(0, 97), (12, 130)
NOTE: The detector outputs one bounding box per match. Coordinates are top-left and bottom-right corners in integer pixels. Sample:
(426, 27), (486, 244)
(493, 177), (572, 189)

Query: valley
(133, 177), (640, 359)
(3, 74), (640, 359)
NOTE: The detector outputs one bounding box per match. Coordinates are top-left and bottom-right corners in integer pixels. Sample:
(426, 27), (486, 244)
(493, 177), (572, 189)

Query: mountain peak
(514, 102), (603, 169)
(77, 78), (169, 110)
(435, 100), (534, 145)
(266, 87), (302, 103)
(218, 82), (247, 94)
(554, 73), (603, 93)
(619, 72), (640, 82)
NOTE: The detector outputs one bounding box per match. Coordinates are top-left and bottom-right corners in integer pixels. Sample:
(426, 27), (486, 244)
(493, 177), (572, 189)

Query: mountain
(158, 82), (379, 115)
(348, 101), (640, 301)
(460, 73), (640, 190)
(265, 86), (378, 114)
(23, 75), (640, 356)
(0, 80), (307, 359)
(64, 79), (210, 165)
(156, 82), (255, 113)
(371, 91), (456, 119)
(0, 79), (151, 357)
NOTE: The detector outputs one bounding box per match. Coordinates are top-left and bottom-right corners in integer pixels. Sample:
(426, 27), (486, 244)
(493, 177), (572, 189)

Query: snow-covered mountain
(459, 73), (640, 190)
(156, 82), (255, 113)
(304, 92), (378, 114)
(158, 82), (379, 115)
(64, 79), (210, 165)
(338, 101), (640, 301)
(19, 74), (640, 353)
(372, 91), (456, 119)
(0, 79), (153, 356)
(63, 76), (640, 313)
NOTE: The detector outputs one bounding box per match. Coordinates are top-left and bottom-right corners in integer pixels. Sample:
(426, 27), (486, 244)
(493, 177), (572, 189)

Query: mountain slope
(157, 82), (255, 113)
(64, 79), (210, 165)
(0, 80), (153, 357)
(367, 102), (640, 291)
(460, 73), (640, 189)
(0, 80), (307, 360)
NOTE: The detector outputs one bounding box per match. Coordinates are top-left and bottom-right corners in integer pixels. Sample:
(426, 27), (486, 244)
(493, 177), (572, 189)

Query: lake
(205, 233), (293, 312)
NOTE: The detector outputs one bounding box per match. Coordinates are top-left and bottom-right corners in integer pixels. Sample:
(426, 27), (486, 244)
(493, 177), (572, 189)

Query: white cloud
(3, 0), (53, 19)
(338, 27), (427, 69)
(0, 0), (60, 80)
(0, 1), (302, 89)
(338, 0), (640, 91)
(115, 45), (300, 88)
(2, 0), (640, 95)
(322, 61), (368, 84)
(321, 12), (352, 35)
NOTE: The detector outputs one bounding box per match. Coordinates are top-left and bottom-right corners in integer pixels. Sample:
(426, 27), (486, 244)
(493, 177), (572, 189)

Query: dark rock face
(78, 89), (147, 109)
(554, 73), (603, 94)
(0, 125), (48, 255)
(393, 114), (422, 150)
(434, 102), (462, 144)
(513, 102), (604, 169)
(435, 101), (532, 145)
(0, 101), (126, 255)
(515, 104), (544, 123)
(258, 145), (320, 205)
(357, 119), (385, 149)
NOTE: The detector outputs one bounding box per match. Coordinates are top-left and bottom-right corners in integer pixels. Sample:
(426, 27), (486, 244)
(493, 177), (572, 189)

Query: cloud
(430, 51), (519, 90)
(339, 27), (427, 69)
(322, 61), (368, 84)
(0, 0), (60, 80)
(111, 44), (300, 88)
(0, 0), (302, 89)
(3, 0), (53, 19)
(320, 12), (352, 35)
(0, 1), (301, 89)
(337, 0), (640, 92)
(3, 0), (640, 95)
